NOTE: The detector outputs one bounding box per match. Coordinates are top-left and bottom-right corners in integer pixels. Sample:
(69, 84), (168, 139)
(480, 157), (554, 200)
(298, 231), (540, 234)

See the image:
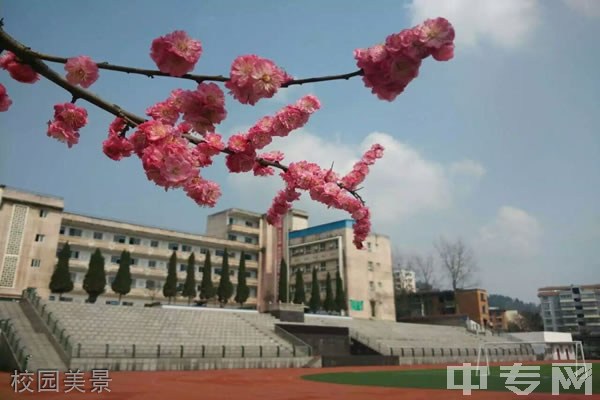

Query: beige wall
(0, 187), (64, 299)
(288, 222), (395, 321)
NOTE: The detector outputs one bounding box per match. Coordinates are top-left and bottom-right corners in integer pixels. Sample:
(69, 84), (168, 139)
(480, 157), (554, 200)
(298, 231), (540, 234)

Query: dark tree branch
(24, 49), (363, 87)
(0, 25), (365, 204)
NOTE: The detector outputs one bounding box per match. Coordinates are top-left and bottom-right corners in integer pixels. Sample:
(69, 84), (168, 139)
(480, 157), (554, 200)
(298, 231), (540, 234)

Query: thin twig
(27, 49), (363, 87)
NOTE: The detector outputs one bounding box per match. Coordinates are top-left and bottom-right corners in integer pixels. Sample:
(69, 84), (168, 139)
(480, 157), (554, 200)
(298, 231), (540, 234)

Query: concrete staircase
(0, 301), (66, 371)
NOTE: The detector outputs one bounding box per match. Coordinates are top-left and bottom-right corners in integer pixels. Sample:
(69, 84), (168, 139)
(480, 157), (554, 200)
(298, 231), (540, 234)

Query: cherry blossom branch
(22, 49), (363, 87)
(0, 22), (365, 203)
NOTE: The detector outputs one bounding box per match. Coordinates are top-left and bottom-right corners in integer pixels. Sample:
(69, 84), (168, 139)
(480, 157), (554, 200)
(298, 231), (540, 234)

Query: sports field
(1, 362), (598, 399)
(304, 362), (599, 395)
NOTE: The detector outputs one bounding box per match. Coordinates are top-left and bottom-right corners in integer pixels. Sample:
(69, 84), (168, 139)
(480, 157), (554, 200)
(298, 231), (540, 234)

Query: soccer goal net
(475, 340), (587, 375)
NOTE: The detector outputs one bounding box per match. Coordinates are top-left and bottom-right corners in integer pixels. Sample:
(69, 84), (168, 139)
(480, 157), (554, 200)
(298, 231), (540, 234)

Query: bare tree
(391, 246), (405, 271)
(411, 253), (437, 289)
(434, 237), (478, 290)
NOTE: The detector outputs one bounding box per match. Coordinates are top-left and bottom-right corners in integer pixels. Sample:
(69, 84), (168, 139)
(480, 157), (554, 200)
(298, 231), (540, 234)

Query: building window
(244, 253), (253, 261)
(319, 263), (327, 272)
(130, 258), (138, 266)
(228, 218), (234, 225)
(369, 281), (375, 290)
(168, 243), (179, 251)
(39, 209), (48, 218)
(182, 244), (191, 252)
(146, 280), (156, 289)
(35, 234), (45, 242)
(129, 237), (141, 245)
(367, 242), (372, 251)
(215, 250), (225, 257)
(480, 293), (486, 302)
(214, 268), (222, 275)
(148, 260), (157, 268)
(245, 221), (254, 227)
(93, 232), (103, 240)
(368, 262), (374, 271)
(122, 302), (134, 306)
(179, 264), (186, 272)
(228, 234), (237, 241)
(150, 240), (159, 248)
(229, 251), (236, 258)
(482, 305), (487, 314)
(68, 228), (82, 237)
(111, 255), (120, 264)
(59, 226), (65, 235)
(200, 248), (209, 254)
(378, 282), (382, 288)
(113, 235), (126, 244)
(70, 251), (79, 259)
(31, 259), (41, 268)
(244, 237), (253, 244)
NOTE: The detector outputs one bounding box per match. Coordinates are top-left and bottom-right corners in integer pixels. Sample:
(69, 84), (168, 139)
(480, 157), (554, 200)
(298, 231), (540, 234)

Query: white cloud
(449, 159), (486, 179)
(476, 206), (542, 258)
(227, 130), (483, 229)
(563, 0), (600, 18)
(407, 0), (541, 48)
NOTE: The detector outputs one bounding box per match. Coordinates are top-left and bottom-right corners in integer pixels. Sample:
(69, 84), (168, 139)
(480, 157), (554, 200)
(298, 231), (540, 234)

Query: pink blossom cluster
(355, 17), (455, 101)
(266, 146), (384, 248)
(65, 56), (99, 88)
(150, 30), (202, 77)
(0, 83), (12, 112)
(102, 117), (134, 160)
(46, 103), (88, 148)
(225, 55), (291, 105)
(225, 95), (321, 174)
(0, 51), (39, 84)
(340, 144), (385, 190)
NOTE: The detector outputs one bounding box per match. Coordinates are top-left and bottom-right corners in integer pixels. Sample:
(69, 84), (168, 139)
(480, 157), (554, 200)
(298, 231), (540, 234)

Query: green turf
(302, 363), (599, 394)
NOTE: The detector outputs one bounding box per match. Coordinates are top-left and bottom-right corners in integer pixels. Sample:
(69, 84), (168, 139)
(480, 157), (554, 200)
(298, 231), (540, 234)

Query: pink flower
(354, 18), (455, 101)
(0, 51), (39, 84)
(225, 55), (288, 105)
(52, 103), (88, 130)
(253, 151), (285, 177)
(142, 139), (197, 189)
(64, 56), (99, 88)
(417, 18), (455, 50)
(47, 121), (79, 148)
(150, 30), (202, 77)
(45, 103), (88, 148)
(146, 98), (180, 125)
(273, 105), (309, 136)
(0, 84), (12, 112)
(225, 149), (257, 173)
(184, 177), (221, 207)
(296, 95), (321, 114)
(102, 118), (134, 161)
(180, 83), (227, 134)
(137, 120), (176, 144)
(227, 133), (249, 153)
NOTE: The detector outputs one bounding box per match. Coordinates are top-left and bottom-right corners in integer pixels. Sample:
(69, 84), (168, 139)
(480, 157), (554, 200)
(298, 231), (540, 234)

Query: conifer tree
(292, 268), (306, 305)
(278, 258), (289, 303)
(234, 251), (249, 306)
(309, 268), (321, 313)
(199, 251), (216, 301)
(335, 271), (347, 313)
(49, 243), (74, 300)
(217, 249), (234, 306)
(83, 248), (106, 303)
(182, 252), (197, 305)
(163, 251), (178, 304)
(111, 250), (132, 303)
(323, 272), (335, 312)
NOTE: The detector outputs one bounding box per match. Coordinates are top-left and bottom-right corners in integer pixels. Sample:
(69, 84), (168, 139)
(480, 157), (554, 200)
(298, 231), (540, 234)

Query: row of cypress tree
(278, 259), (348, 314)
(48, 243), (251, 306)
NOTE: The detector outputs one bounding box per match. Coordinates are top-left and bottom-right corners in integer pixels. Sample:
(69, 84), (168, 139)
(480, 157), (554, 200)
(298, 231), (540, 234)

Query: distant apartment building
(287, 220), (395, 321)
(393, 269), (416, 293)
(397, 288), (490, 328)
(538, 284), (600, 333)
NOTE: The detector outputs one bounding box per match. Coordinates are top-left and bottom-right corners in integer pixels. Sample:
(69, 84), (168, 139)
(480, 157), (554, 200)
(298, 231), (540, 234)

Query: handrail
(273, 325), (312, 356)
(0, 318), (32, 371)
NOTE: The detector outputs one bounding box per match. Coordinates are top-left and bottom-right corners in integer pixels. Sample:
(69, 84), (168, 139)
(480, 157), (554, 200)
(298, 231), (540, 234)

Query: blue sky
(1, 0), (599, 302)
